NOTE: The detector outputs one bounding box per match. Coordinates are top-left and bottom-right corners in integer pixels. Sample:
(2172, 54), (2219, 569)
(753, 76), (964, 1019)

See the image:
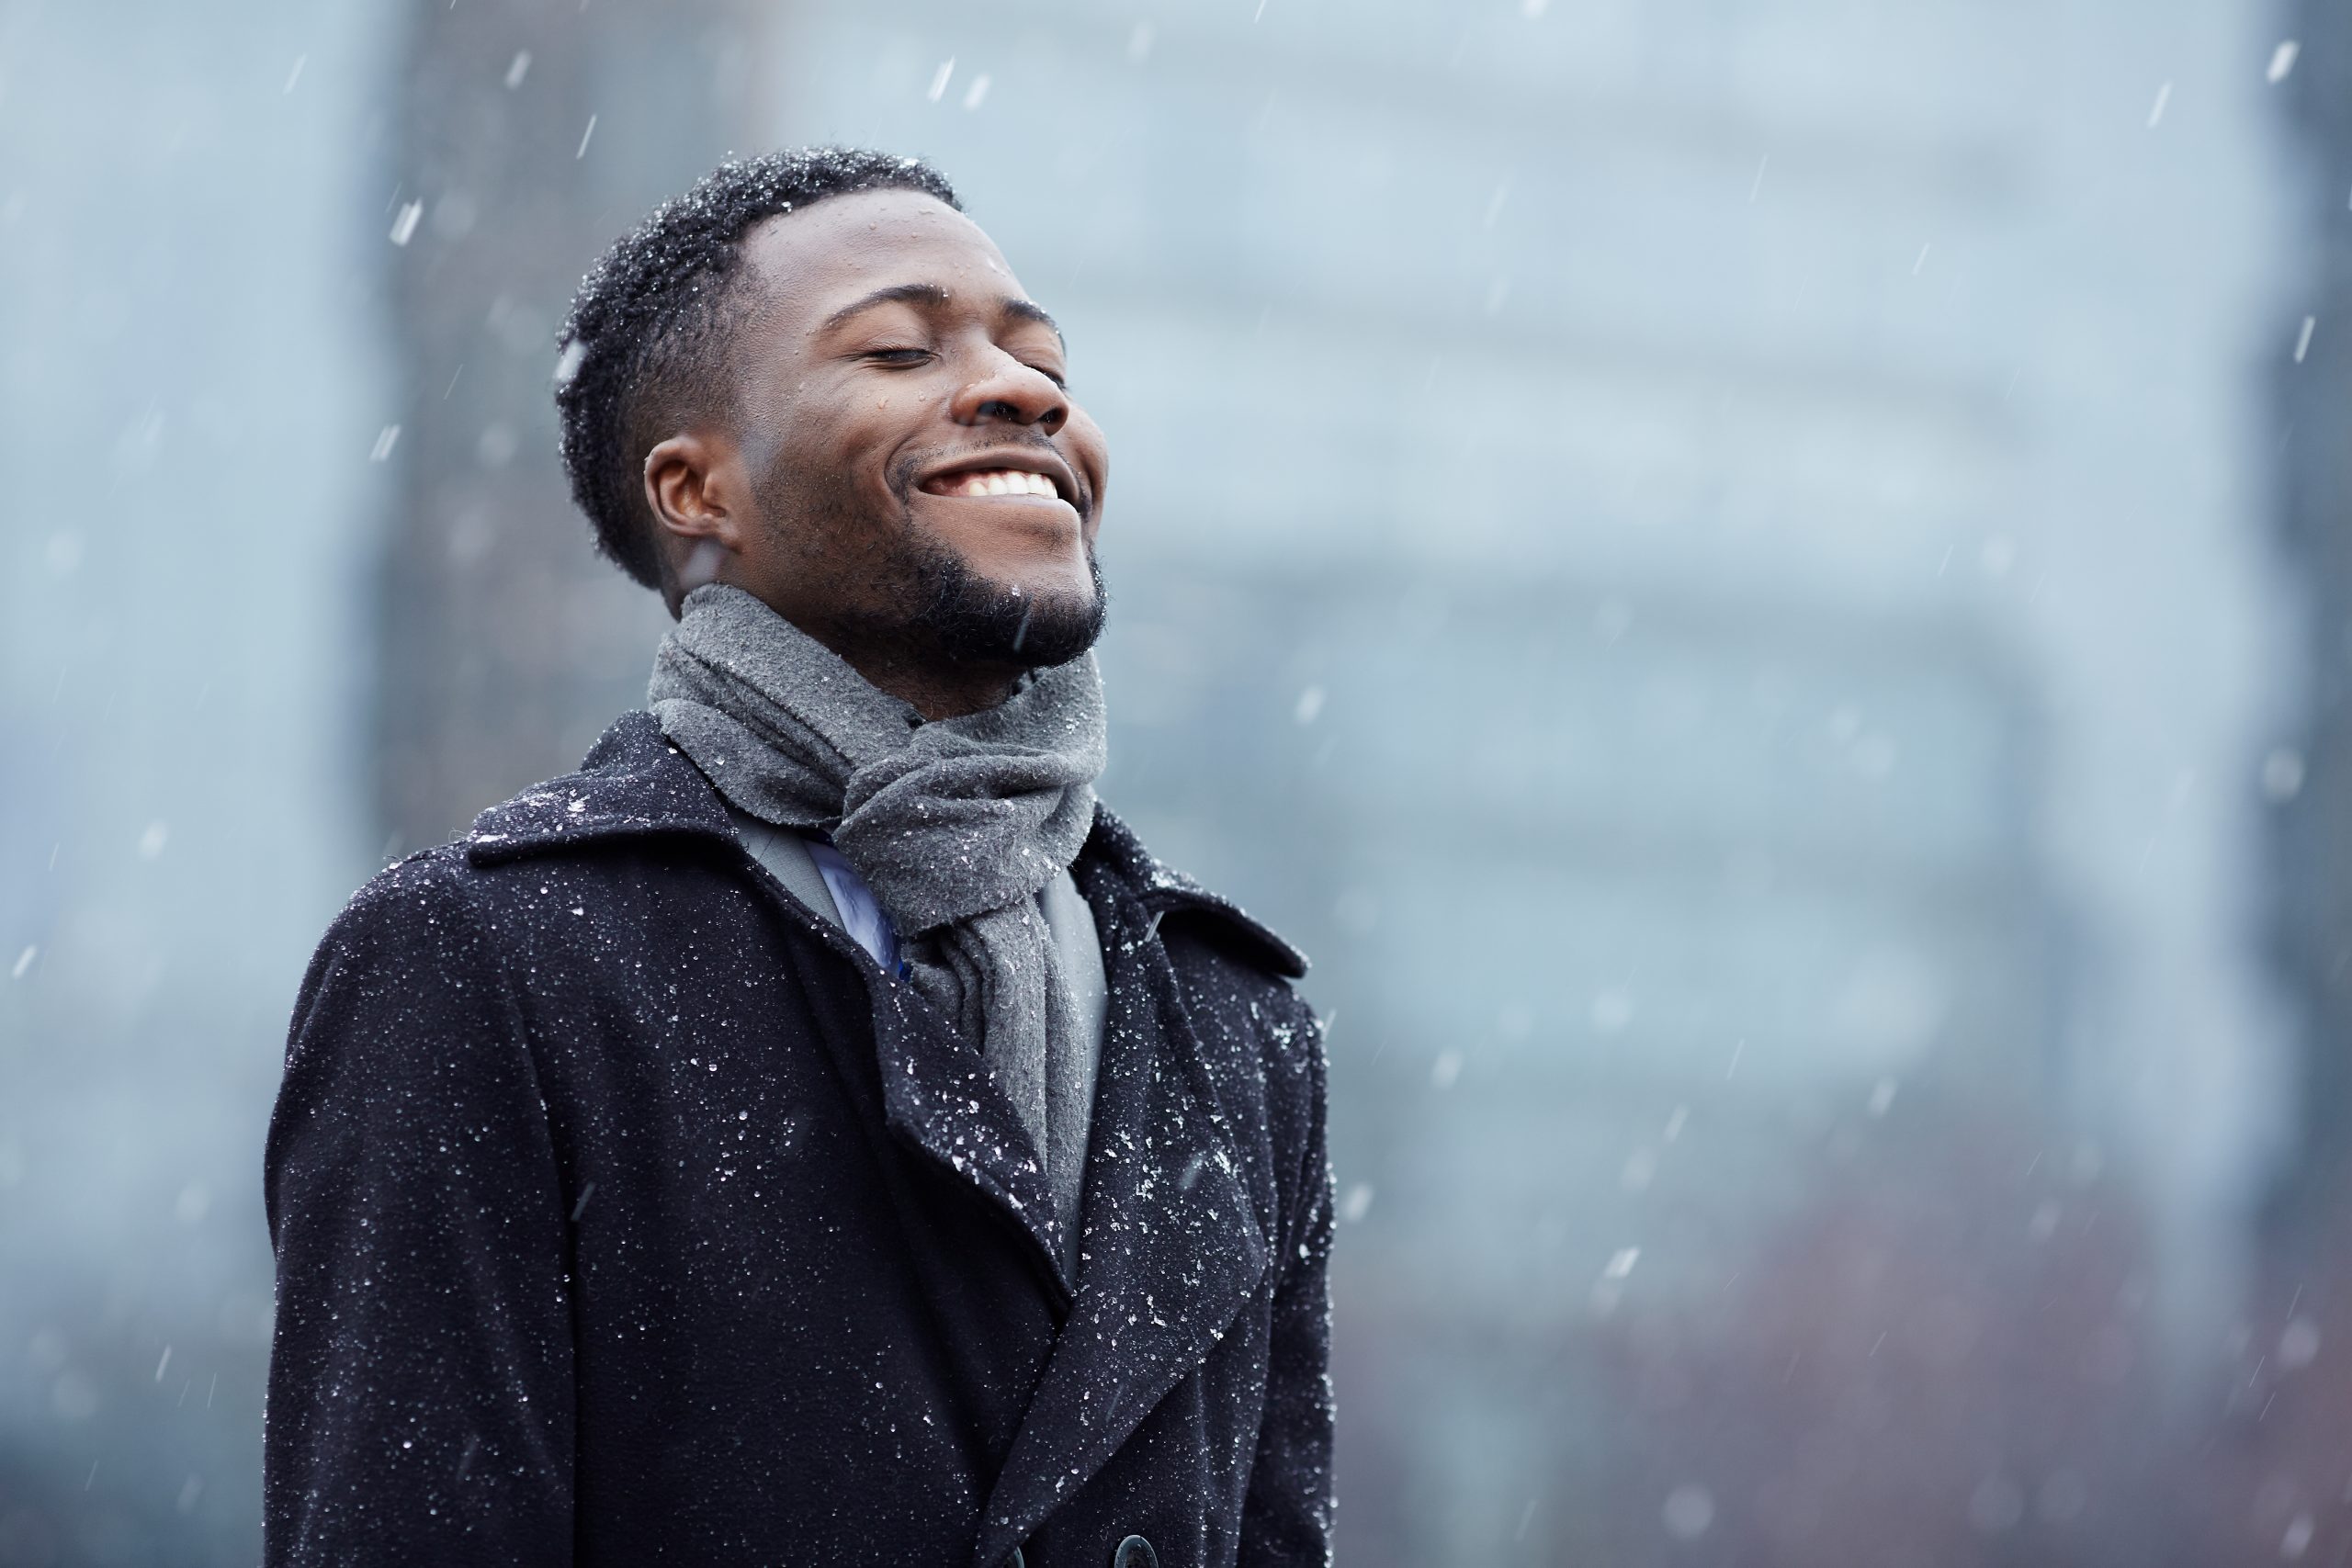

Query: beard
(757, 441), (1107, 675)
(903, 534), (1107, 670)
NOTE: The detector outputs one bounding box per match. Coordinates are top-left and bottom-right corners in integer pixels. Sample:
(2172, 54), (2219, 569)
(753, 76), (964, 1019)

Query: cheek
(829, 396), (923, 492)
(776, 401), (899, 506)
(1067, 415), (1110, 494)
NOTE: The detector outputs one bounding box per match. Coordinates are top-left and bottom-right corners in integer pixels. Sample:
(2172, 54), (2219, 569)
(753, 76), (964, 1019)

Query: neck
(695, 582), (1029, 721)
(838, 648), (1024, 722)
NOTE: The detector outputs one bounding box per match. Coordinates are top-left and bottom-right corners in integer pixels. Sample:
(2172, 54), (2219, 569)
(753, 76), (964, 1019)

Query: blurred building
(0, 2), (396, 1560)
(0, 1), (2331, 1564)
(2204, 6), (2352, 1563)
(2273, 6), (2352, 1240)
(373, 0), (721, 852)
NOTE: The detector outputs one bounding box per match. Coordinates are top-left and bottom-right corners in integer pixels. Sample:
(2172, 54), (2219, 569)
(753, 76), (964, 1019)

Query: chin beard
(907, 542), (1107, 671)
(756, 447), (1108, 674)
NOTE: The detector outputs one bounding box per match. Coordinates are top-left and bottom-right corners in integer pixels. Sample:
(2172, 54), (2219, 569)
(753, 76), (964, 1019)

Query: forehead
(737, 188), (1027, 328)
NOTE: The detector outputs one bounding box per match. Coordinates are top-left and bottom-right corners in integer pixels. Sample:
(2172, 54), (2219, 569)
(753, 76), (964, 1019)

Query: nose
(951, 347), (1068, 435)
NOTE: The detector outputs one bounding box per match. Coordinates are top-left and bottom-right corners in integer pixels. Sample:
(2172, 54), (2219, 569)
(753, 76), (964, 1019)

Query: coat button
(1112, 1538), (1159, 1568)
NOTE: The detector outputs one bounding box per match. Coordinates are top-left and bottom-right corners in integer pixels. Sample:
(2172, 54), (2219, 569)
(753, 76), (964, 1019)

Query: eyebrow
(820, 281), (1064, 344)
(1002, 299), (1063, 342)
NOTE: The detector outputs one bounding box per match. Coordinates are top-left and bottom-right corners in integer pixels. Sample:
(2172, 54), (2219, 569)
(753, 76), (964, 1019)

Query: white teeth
(944, 468), (1062, 500)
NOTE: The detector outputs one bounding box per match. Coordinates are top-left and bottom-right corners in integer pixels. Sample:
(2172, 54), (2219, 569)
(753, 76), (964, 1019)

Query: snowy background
(6, 0), (2352, 1562)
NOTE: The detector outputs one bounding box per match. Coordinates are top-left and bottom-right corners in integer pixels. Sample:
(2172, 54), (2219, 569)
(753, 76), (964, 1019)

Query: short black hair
(554, 146), (961, 588)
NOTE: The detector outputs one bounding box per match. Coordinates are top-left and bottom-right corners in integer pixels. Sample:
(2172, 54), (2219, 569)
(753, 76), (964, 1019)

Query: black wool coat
(263, 713), (1333, 1568)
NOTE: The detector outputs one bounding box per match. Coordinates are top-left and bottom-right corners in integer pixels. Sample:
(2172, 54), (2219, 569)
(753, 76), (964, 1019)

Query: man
(263, 147), (1333, 1568)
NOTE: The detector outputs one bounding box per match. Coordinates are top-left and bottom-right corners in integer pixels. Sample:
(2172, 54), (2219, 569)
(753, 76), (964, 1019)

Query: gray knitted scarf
(648, 583), (1106, 1201)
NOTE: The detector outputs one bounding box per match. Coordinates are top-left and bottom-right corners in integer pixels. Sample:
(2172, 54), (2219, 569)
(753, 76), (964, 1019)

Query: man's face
(707, 188), (1109, 670)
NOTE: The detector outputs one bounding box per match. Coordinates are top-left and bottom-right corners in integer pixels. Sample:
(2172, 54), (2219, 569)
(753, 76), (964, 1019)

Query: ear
(645, 432), (752, 614)
(644, 432), (744, 553)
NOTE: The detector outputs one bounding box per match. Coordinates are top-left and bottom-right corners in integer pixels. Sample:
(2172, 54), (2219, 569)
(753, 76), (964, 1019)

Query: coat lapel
(865, 959), (1071, 1297)
(970, 857), (1272, 1568)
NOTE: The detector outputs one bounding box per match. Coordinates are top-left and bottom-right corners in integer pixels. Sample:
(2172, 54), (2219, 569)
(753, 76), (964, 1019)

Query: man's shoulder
(463, 710), (733, 868)
(329, 713), (736, 935)
(1083, 806), (1310, 986)
(1084, 810), (1327, 1137)
(322, 840), (486, 958)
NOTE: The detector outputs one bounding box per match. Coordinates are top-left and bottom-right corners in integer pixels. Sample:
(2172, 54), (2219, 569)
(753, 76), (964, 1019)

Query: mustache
(889, 436), (1091, 516)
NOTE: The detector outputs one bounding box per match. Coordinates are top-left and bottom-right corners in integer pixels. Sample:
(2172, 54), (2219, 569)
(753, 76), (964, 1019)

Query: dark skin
(641, 189), (1109, 720)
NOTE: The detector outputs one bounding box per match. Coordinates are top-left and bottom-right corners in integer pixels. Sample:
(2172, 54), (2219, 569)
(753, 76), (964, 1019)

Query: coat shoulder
(1083, 807), (1327, 1135)
(312, 715), (726, 984)
(320, 842), (493, 967)
(275, 846), (542, 1208)
(1084, 806), (1311, 982)
(295, 844), (518, 1045)
(465, 710), (734, 867)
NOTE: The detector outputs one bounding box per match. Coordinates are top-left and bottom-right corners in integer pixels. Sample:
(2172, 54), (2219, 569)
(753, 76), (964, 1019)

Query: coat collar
(1080, 808), (1308, 981)
(465, 712), (1308, 982)
(465, 711), (737, 864)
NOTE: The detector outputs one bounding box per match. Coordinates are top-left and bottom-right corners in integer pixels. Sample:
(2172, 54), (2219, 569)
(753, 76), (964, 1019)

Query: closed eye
(865, 347), (932, 367)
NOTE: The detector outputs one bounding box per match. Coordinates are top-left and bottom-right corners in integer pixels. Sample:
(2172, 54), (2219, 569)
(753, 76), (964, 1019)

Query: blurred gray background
(5, 0), (2352, 1562)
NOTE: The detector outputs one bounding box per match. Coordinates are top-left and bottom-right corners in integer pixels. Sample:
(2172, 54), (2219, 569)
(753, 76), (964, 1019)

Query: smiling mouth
(918, 466), (1075, 505)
